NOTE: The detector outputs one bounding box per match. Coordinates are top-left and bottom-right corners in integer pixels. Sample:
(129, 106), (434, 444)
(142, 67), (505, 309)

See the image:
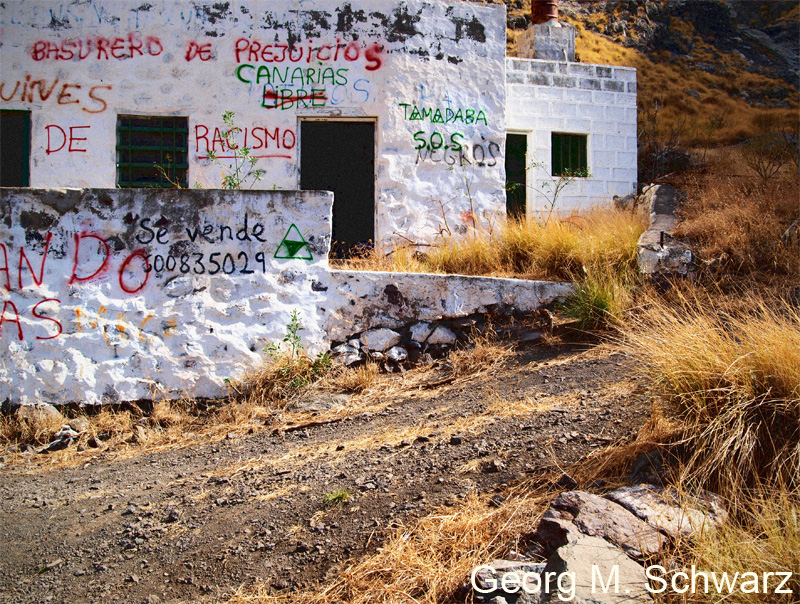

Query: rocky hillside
(491, 0), (799, 145)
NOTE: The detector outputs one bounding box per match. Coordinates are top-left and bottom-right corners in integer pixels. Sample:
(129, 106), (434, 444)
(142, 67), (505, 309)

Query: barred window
(551, 132), (588, 177)
(117, 116), (188, 188)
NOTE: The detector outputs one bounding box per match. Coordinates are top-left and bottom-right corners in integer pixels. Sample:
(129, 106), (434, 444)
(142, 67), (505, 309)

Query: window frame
(551, 132), (588, 177)
(116, 115), (189, 188)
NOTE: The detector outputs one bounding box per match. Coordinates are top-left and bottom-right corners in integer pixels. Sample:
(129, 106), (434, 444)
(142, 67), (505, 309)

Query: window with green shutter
(116, 116), (188, 188)
(551, 132), (588, 177)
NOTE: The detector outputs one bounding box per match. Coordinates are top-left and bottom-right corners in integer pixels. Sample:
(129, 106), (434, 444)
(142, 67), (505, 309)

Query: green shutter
(116, 116), (189, 188)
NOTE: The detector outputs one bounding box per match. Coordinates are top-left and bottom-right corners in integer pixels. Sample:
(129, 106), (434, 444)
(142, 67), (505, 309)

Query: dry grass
(226, 401), (682, 604)
(659, 489), (800, 604)
(567, 18), (799, 147)
(336, 206), (647, 283)
(623, 288), (800, 499)
(676, 150), (800, 281)
(0, 407), (66, 446)
(230, 487), (553, 604)
(665, 488), (800, 604)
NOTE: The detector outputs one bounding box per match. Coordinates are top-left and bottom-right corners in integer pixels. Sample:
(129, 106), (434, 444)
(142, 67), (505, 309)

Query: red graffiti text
(185, 41), (213, 61)
(31, 34), (163, 61)
(46, 125), (90, 154)
(195, 124), (295, 159)
(0, 75), (111, 113)
(234, 38), (383, 71)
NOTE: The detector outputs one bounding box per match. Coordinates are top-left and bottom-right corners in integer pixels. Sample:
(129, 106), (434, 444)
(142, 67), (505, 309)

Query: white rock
(359, 329), (401, 352)
(427, 325), (458, 346)
(605, 485), (727, 540)
(410, 322), (434, 342)
(386, 346), (408, 363)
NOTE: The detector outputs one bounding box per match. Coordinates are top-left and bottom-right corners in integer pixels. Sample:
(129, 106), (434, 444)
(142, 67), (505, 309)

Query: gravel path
(0, 342), (650, 604)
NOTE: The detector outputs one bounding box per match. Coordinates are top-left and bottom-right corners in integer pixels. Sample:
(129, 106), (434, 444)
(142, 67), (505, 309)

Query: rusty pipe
(531, 0), (558, 25)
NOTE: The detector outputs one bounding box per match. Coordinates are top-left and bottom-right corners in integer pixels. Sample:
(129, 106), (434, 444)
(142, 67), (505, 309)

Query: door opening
(300, 121), (375, 258)
(505, 133), (527, 220)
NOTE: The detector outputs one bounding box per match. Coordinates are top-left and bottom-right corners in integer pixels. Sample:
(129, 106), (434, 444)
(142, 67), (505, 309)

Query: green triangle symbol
(275, 224), (313, 260)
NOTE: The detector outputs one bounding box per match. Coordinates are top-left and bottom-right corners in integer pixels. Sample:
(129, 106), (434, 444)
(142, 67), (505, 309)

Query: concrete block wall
(506, 58), (638, 215)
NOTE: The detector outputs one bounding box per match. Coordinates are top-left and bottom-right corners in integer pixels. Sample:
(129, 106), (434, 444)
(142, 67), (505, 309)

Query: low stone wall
(1, 188), (573, 406)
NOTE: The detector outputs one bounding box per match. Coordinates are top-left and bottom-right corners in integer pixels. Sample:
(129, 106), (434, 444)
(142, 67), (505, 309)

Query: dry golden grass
(336, 206), (647, 283)
(0, 407), (66, 446)
(664, 488), (800, 604)
(623, 288), (800, 498)
(229, 488), (554, 604)
(676, 151), (800, 280)
(567, 18), (799, 147)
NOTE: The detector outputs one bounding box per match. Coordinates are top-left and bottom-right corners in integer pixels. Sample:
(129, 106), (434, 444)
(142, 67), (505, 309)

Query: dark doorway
(505, 133), (527, 220)
(1, 110), (31, 187)
(300, 121), (375, 258)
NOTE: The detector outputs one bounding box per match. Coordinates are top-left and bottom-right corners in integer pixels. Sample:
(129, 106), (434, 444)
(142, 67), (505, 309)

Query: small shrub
(205, 111), (265, 189)
(322, 489), (353, 507)
(233, 310), (332, 406)
(560, 265), (637, 330)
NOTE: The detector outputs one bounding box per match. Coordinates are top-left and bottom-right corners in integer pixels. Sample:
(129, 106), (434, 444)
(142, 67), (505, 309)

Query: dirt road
(0, 341), (650, 604)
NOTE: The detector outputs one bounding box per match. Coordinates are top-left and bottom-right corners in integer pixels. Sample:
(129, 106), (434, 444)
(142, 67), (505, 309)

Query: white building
(0, 0), (637, 250)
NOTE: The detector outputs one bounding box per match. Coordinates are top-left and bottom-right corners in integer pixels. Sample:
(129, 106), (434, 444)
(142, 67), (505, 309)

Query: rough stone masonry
(0, 188), (572, 406)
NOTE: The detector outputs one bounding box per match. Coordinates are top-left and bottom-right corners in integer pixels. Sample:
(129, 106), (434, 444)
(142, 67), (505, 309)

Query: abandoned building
(1, 0), (636, 248)
(0, 0), (636, 405)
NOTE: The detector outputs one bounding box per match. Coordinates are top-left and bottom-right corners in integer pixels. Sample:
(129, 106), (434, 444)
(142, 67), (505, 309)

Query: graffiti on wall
(194, 123), (295, 160)
(0, 74), (111, 112)
(234, 37), (383, 109)
(0, 218), (312, 343)
(398, 101), (500, 168)
(30, 34), (164, 61)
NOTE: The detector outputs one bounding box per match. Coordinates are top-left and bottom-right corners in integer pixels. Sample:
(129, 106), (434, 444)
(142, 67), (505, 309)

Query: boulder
(542, 536), (653, 603)
(359, 328), (401, 352)
(17, 403), (63, 424)
(535, 491), (666, 559)
(386, 346), (408, 363)
(605, 484), (727, 540)
(427, 325), (458, 346)
(410, 322), (434, 343)
(68, 416), (91, 433)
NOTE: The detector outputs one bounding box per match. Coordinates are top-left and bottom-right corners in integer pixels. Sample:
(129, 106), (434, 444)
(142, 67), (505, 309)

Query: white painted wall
(506, 58), (638, 216)
(0, 0), (507, 247)
(0, 187), (572, 406)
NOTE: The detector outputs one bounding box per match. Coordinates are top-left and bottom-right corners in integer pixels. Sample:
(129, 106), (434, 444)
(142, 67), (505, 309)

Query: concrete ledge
(636, 185), (695, 277)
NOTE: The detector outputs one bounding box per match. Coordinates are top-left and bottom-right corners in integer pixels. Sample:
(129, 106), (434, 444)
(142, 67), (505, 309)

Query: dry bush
(336, 206), (647, 284)
(230, 354), (331, 408)
(676, 154), (799, 280)
(663, 488), (800, 604)
(623, 288), (800, 499)
(446, 328), (515, 378)
(0, 407), (65, 446)
(320, 362), (380, 395)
